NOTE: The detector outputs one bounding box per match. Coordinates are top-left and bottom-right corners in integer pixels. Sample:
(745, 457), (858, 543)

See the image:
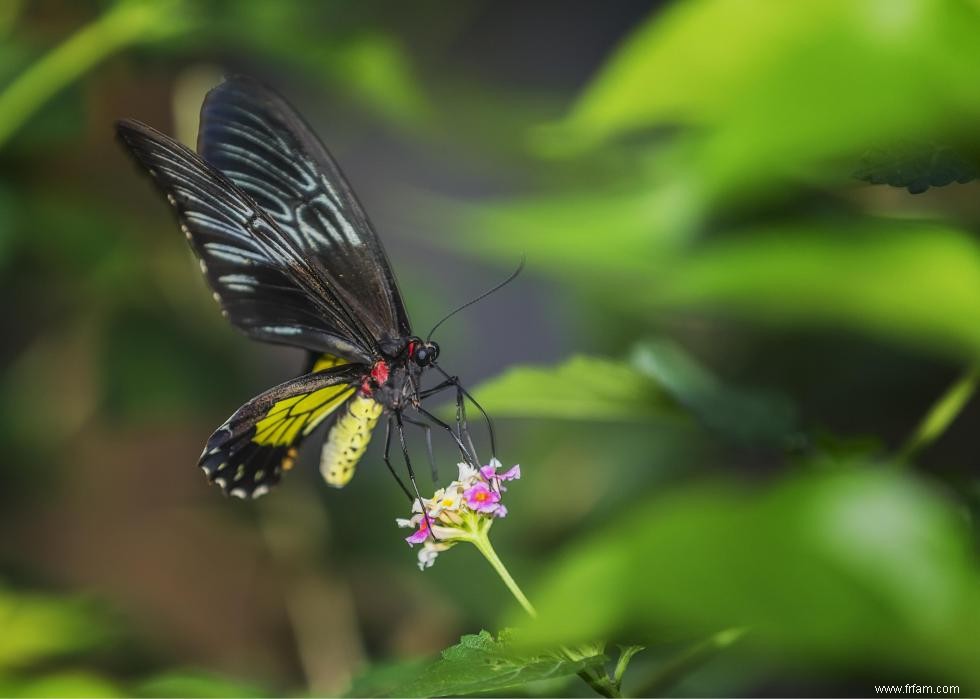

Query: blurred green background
(2, 0), (979, 696)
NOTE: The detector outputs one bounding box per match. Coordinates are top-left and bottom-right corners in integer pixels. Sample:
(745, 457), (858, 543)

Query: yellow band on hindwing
(320, 395), (383, 487)
(252, 378), (354, 447)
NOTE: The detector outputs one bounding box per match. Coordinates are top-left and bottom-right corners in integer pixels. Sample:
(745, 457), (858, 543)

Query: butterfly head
(407, 338), (439, 367)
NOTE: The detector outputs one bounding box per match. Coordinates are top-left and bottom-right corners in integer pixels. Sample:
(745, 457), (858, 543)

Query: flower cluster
(396, 458), (520, 569)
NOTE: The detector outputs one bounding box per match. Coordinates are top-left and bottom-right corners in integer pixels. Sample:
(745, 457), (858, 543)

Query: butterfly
(116, 76), (507, 501)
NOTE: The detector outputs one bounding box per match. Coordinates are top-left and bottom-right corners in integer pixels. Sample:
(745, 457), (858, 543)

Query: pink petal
(405, 517), (430, 544)
(499, 464), (521, 481)
(405, 529), (429, 545)
(464, 483), (501, 513)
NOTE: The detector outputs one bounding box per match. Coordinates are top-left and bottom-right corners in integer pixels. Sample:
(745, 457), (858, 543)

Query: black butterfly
(116, 76), (504, 500)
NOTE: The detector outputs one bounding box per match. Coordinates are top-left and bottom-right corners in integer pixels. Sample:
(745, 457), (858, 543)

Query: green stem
(897, 363), (979, 463)
(469, 528), (621, 698)
(470, 530), (537, 618)
(0, 0), (184, 149)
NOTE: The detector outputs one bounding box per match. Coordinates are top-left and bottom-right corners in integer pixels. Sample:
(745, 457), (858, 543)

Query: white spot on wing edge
(230, 488), (248, 499)
(252, 484), (270, 498)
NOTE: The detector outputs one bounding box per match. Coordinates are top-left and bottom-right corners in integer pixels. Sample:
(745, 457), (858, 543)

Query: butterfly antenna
(427, 255), (525, 341)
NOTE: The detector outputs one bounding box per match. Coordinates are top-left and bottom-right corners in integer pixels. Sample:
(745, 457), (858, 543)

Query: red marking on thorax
(407, 341), (416, 358)
(371, 360), (390, 385)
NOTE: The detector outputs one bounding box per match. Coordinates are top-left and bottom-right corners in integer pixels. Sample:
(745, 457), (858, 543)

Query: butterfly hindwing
(199, 364), (366, 498)
(115, 119), (377, 361)
(198, 76), (412, 347)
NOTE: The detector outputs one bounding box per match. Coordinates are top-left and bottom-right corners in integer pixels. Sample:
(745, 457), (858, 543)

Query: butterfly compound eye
(414, 341), (439, 366)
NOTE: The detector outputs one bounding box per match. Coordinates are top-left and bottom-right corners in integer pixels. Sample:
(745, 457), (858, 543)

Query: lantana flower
(396, 458), (519, 570)
(393, 457), (625, 697)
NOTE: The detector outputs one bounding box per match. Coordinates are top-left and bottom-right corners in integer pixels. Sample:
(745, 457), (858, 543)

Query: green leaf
(631, 341), (796, 443)
(653, 221), (980, 360)
(549, 0), (980, 205)
(612, 644), (645, 685)
(516, 467), (980, 687)
(427, 185), (690, 278)
(468, 346), (796, 445)
(345, 658), (430, 699)
(353, 629), (606, 698)
(468, 355), (676, 422)
(855, 143), (977, 194)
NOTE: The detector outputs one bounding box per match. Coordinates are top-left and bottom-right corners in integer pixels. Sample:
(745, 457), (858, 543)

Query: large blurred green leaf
(455, 209), (980, 361)
(550, 0), (980, 204)
(653, 221), (980, 360)
(516, 467), (980, 688)
(468, 354), (675, 422)
(469, 346), (796, 444)
(428, 184), (691, 278)
(631, 341), (796, 443)
(348, 630), (605, 698)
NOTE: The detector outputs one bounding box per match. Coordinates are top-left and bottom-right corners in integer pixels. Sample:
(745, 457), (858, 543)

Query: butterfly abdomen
(320, 394), (384, 487)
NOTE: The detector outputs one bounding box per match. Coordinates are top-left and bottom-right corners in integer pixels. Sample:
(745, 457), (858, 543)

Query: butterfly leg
(402, 415), (438, 484)
(382, 415), (414, 501)
(454, 385), (480, 470)
(431, 366), (497, 461)
(414, 378), (475, 467)
(417, 378), (455, 400)
(395, 411), (438, 540)
(414, 405), (478, 467)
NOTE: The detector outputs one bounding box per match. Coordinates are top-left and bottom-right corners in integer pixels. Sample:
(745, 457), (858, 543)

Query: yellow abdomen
(319, 395), (383, 487)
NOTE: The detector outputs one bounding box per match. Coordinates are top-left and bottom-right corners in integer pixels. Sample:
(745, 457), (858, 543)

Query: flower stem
(0, 0), (188, 149)
(470, 531), (537, 618)
(469, 529), (621, 698)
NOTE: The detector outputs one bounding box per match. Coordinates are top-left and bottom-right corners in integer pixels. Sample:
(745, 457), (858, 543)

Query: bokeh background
(2, 1), (979, 697)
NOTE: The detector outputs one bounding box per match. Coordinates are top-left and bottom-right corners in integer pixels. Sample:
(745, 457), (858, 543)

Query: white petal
(457, 463), (479, 482)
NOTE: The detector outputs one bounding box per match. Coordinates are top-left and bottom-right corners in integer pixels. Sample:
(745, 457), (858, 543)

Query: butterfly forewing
(116, 119), (377, 360)
(197, 76), (412, 348)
